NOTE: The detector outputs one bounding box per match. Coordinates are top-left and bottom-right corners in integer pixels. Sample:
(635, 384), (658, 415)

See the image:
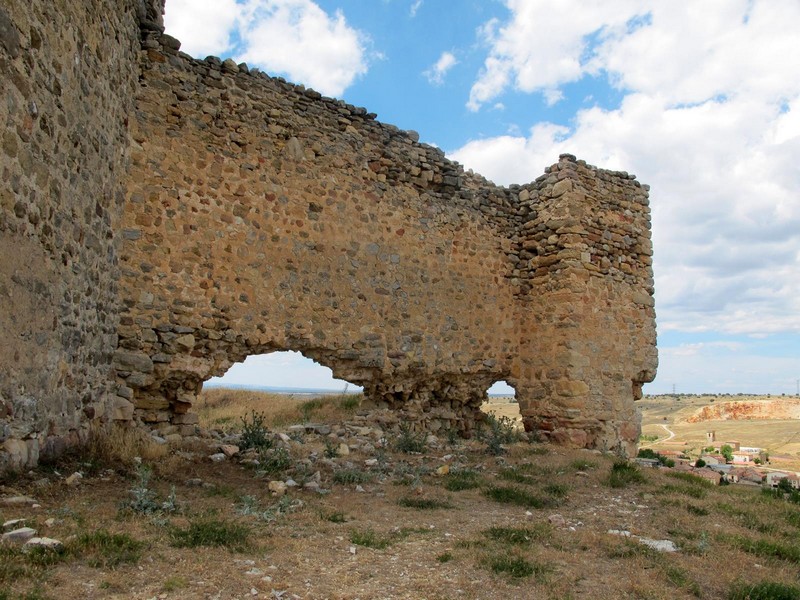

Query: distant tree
(720, 444), (734, 462)
(695, 459), (707, 468)
(753, 458), (761, 464)
(778, 478), (793, 493)
(704, 446), (716, 453)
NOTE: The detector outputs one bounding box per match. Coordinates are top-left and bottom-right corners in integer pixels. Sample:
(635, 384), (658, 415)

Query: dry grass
(196, 387), (363, 431)
(4, 394), (800, 599)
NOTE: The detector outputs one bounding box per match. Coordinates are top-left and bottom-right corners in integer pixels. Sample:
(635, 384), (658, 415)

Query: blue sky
(165, 0), (800, 396)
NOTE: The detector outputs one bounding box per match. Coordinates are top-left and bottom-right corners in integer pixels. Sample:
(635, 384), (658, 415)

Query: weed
(481, 414), (522, 455)
(323, 439), (340, 458)
(395, 423), (427, 453)
(606, 460), (646, 488)
(73, 530), (145, 568)
(237, 494), (300, 523)
(350, 528), (393, 550)
(436, 552), (453, 563)
(443, 469), (483, 491)
(120, 465), (180, 516)
(239, 410), (273, 451)
(170, 519), (250, 551)
(333, 468), (374, 485)
(527, 445), (549, 456)
(483, 485), (555, 508)
(398, 497), (453, 510)
(663, 564), (702, 597)
(667, 471), (714, 487)
(728, 581), (800, 600)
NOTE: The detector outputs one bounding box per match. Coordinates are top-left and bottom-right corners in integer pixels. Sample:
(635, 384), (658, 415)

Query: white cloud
(453, 1), (800, 339)
(163, 0), (242, 57)
(423, 51), (458, 85)
(163, 0), (369, 97)
(410, 0), (423, 18)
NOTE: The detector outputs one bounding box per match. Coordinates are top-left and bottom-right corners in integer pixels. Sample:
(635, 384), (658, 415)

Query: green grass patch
(323, 511), (348, 523)
(725, 534), (800, 563)
(728, 581), (800, 600)
(483, 485), (556, 509)
(666, 471), (714, 486)
(398, 497), (453, 510)
(606, 460), (646, 488)
(170, 519), (250, 551)
(443, 469), (483, 491)
(662, 484), (707, 499)
(73, 530), (145, 568)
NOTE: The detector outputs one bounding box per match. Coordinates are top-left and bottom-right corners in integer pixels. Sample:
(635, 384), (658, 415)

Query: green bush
(483, 485), (555, 508)
(395, 423), (426, 454)
(398, 497), (453, 510)
(443, 469), (483, 491)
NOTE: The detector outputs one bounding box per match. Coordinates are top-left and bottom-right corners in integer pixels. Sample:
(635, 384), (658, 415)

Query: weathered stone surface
(0, 0), (656, 471)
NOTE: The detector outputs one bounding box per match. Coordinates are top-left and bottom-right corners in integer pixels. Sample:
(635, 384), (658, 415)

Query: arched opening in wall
(482, 380), (521, 425)
(198, 351), (363, 433)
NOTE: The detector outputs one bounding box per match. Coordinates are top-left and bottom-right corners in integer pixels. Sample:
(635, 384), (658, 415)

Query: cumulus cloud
(423, 51), (458, 85)
(163, 0), (368, 97)
(453, 0), (800, 339)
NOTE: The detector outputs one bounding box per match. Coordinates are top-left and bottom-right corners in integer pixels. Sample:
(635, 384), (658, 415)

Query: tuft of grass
(333, 468), (374, 485)
(483, 485), (555, 509)
(483, 554), (550, 581)
(169, 519), (250, 551)
(728, 581), (800, 600)
(483, 525), (549, 546)
(73, 530), (145, 568)
(398, 497), (453, 510)
(436, 552), (453, 563)
(543, 483), (569, 499)
(481, 414), (523, 455)
(256, 447), (292, 475)
(395, 423), (427, 453)
(498, 468), (536, 485)
(569, 458), (598, 471)
(162, 576), (188, 592)
(662, 483), (707, 499)
(606, 460), (646, 488)
(323, 511), (348, 523)
(686, 503), (710, 516)
(350, 528), (393, 550)
(443, 469), (483, 491)
(667, 471), (714, 486)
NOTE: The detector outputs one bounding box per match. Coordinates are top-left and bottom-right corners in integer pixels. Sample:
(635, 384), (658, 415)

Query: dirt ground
(2, 395), (800, 599)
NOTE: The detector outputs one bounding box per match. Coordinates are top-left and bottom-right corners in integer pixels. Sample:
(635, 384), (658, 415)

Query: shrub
(350, 528), (393, 550)
(333, 468), (374, 485)
(257, 446), (292, 475)
(483, 525), (549, 546)
(73, 530), (144, 568)
(481, 414), (522, 455)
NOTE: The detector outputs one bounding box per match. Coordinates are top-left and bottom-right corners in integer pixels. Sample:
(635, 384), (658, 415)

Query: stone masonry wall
(0, 0), (656, 471)
(113, 28), (657, 451)
(0, 1), (162, 471)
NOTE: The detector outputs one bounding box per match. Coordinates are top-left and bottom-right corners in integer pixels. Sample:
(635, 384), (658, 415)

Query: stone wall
(0, 1), (161, 470)
(114, 29), (657, 453)
(0, 0), (657, 472)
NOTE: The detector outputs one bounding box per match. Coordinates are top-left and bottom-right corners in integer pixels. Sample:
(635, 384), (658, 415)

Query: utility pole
(672, 383), (676, 396)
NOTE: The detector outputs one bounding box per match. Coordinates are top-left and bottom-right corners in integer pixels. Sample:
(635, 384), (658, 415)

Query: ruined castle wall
(0, 1), (657, 471)
(115, 33), (522, 436)
(0, 1), (161, 470)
